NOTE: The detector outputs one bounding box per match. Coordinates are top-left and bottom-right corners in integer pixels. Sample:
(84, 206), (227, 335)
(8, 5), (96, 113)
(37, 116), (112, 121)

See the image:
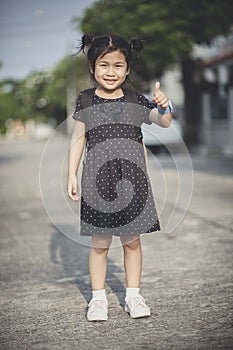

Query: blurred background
(0, 0), (233, 153)
(1, 2), (233, 348)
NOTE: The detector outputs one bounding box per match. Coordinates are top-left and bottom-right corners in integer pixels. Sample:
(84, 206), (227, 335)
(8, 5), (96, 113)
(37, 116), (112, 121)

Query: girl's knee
(121, 234), (141, 249)
(91, 246), (109, 256)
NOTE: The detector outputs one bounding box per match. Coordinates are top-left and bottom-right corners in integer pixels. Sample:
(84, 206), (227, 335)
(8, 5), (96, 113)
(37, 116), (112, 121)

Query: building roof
(201, 48), (233, 67)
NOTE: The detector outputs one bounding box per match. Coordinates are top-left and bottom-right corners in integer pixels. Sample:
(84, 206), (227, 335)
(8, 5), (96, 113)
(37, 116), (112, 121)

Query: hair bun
(82, 34), (94, 47)
(131, 39), (144, 53)
(73, 34), (94, 56)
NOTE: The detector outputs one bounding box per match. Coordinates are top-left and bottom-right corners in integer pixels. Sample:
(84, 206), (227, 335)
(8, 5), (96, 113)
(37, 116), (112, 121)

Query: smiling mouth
(104, 79), (117, 84)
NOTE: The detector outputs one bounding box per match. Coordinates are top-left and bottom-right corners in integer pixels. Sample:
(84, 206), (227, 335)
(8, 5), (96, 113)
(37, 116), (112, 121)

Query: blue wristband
(158, 100), (173, 115)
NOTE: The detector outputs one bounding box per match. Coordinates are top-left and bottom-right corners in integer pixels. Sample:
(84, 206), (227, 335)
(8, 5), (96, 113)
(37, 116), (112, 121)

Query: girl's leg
(89, 234), (112, 290)
(120, 234), (142, 288)
(121, 234), (150, 318)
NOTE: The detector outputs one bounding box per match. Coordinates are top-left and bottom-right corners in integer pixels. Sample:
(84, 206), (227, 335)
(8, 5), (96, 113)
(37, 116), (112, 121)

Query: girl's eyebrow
(97, 59), (125, 64)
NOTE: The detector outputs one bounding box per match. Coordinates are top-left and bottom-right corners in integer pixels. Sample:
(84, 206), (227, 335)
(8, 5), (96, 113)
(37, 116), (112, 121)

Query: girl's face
(93, 49), (130, 94)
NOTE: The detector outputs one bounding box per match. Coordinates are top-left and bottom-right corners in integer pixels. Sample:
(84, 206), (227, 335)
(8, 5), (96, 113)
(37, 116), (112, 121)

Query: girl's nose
(106, 66), (115, 75)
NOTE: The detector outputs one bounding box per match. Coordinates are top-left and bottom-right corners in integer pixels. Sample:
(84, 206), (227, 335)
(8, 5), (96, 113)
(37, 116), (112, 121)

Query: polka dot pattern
(72, 91), (160, 236)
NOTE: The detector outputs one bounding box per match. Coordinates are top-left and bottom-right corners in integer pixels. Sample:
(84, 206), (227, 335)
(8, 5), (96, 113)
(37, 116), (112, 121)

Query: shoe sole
(87, 314), (108, 321)
(124, 305), (151, 319)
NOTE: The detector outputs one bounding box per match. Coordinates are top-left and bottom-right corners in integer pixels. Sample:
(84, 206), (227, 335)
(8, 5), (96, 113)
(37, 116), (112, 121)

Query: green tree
(0, 80), (21, 133)
(77, 0), (233, 143)
(0, 55), (90, 133)
(44, 55), (90, 125)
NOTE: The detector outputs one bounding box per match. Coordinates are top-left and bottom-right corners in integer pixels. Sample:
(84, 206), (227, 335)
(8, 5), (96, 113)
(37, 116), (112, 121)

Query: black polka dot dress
(72, 90), (161, 236)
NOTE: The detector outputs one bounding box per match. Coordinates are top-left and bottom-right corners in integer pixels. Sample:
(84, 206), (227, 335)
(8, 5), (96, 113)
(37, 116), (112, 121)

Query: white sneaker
(87, 298), (108, 321)
(125, 295), (151, 318)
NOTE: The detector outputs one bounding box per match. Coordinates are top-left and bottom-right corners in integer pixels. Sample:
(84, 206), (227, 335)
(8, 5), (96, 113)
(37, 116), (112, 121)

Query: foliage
(79, 0), (233, 82)
(43, 56), (90, 124)
(0, 82), (21, 133)
(77, 0), (233, 143)
(0, 55), (90, 133)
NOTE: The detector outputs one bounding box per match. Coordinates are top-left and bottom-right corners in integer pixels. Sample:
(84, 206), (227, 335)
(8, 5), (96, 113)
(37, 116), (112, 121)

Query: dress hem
(79, 220), (161, 237)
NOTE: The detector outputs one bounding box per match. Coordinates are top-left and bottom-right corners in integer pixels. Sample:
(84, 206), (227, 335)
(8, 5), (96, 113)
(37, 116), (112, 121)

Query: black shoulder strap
(79, 88), (96, 110)
(122, 88), (138, 104)
(80, 87), (139, 109)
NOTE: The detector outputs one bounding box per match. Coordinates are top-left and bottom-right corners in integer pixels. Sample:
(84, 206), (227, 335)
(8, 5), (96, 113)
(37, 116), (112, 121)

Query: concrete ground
(0, 137), (233, 350)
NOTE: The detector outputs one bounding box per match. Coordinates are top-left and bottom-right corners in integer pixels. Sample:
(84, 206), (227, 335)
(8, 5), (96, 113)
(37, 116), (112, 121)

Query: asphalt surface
(0, 137), (233, 350)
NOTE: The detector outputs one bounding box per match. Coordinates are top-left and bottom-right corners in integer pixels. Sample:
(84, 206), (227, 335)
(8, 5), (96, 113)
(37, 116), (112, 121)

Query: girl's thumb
(154, 81), (160, 96)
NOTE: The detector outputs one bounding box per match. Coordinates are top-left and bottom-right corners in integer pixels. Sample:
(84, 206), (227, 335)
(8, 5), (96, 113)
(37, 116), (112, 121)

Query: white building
(200, 44), (233, 155)
(161, 35), (233, 155)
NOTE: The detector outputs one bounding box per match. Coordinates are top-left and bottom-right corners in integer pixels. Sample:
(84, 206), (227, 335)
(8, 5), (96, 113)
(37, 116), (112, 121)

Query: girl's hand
(67, 175), (80, 201)
(152, 81), (169, 109)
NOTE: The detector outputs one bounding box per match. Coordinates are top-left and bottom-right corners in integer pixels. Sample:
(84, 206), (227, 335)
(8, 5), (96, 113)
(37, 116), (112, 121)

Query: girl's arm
(149, 81), (172, 128)
(68, 121), (86, 201)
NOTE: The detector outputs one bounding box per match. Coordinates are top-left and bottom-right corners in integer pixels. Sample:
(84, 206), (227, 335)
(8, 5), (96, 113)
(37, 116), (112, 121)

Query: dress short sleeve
(72, 92), (86, 124)
(135, 91), (157, 125)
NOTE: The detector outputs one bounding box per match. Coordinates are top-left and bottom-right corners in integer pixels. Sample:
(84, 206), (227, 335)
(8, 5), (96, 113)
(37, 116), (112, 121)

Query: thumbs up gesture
(152, 81), (169, 109)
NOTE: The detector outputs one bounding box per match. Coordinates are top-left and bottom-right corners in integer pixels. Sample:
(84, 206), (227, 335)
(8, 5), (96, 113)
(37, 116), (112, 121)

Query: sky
(0, 0), (95, 80)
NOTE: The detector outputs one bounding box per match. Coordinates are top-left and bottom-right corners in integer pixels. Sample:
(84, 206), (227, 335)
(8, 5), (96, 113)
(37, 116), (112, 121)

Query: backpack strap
(80, 87), (138, 109)
(79, 88), (96, 110)
(122, 88), (138, 104)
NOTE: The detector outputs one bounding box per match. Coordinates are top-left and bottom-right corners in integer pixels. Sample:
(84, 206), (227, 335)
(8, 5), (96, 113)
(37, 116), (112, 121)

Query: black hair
(74, 34), (144, 79)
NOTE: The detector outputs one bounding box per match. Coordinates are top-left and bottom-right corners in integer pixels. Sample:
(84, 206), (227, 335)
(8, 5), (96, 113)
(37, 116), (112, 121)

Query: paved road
(0, 137), (233, 350)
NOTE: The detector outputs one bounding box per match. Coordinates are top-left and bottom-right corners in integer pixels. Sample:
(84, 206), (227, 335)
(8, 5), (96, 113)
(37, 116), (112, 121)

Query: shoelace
(90, 300), (107, 312)
(127, 297), (146, 311)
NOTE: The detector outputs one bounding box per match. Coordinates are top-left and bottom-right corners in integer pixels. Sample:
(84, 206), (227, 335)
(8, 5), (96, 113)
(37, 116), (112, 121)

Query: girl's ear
(126, 67), (130, 75)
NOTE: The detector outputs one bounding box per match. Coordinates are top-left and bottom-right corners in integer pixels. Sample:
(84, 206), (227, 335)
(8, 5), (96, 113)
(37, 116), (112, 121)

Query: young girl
(68, 34), (172, 321)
